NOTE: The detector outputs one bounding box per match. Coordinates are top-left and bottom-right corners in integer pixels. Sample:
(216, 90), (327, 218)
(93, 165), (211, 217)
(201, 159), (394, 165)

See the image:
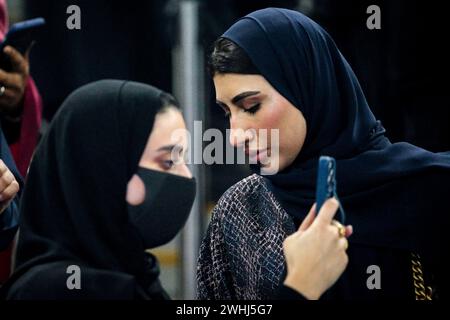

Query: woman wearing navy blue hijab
(198, 8), (450, 300)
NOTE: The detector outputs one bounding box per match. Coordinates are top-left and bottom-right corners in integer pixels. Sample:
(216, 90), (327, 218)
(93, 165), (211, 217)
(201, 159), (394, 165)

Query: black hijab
(222, 8), (450, 253)
(2, 80), (171, 299)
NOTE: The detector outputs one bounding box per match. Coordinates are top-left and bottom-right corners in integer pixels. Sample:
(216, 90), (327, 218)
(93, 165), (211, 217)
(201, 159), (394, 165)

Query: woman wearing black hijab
(197, 8), (450, 300)
(1, 80), (197, 299)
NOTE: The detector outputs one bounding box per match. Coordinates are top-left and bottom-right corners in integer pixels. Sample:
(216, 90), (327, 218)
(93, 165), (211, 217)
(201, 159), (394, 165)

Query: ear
(126, 174), (146, 205)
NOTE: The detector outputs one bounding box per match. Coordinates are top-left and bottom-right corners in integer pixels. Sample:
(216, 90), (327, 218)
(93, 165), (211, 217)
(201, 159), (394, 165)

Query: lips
(246, 148), (269, 163)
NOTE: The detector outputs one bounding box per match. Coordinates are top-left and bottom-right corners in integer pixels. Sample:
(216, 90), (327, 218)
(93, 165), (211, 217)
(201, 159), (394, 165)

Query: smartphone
(0, 17), (46, 70)
(315, 156), (345, 223)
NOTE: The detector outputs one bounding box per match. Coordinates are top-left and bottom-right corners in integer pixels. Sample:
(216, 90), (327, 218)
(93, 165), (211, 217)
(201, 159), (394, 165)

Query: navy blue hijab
(222, 8), (450, 252)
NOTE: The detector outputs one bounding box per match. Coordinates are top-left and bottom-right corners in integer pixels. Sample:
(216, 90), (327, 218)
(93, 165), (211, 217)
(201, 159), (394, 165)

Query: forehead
(151, 108), (186, 140)
(139, 108), (187, 157)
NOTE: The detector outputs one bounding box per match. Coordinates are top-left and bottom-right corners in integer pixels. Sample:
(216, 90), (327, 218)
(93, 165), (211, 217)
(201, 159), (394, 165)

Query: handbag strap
(411, 253), (433, 300)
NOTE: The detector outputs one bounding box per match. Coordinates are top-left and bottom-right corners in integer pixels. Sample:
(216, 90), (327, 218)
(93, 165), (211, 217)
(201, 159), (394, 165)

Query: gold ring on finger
(331, 220), (346, 238)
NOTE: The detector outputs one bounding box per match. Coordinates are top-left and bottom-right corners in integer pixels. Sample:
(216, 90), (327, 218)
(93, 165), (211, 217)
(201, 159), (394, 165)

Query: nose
(229, 118), (254, 148)
(180, 163), (192, 179)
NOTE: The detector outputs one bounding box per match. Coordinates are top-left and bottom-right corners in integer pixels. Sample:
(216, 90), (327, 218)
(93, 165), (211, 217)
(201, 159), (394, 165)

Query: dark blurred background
(8, 0), (450, 298)
(22, 0), (450, 200)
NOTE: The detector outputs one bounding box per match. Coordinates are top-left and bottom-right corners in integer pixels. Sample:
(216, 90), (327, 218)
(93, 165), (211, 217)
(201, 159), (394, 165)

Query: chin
(257, 158), (284, 175)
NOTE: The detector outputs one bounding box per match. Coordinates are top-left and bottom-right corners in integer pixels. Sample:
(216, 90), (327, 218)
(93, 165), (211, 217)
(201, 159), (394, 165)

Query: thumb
(24, 41), (36, 61)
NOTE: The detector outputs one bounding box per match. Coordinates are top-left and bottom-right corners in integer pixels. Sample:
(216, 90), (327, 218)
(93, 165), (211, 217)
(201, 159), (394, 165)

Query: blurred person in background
(0, 0), (42, 179)
(0, 0), (42, 285)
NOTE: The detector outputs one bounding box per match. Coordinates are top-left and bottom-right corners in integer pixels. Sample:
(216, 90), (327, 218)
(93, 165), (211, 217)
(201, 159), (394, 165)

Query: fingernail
(347, 225), (353, 236)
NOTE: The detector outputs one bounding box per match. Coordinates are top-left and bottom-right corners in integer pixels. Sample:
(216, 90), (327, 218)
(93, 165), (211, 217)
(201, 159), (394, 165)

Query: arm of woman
(0, 158), (20, 251)
(282, 198), (352, 300)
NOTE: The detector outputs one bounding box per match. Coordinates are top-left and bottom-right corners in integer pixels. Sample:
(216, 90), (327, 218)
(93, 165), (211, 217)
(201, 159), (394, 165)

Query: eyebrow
(231, 91), (260, 105)
(216, 91), (261, 107)
(157, 144), (183, 153)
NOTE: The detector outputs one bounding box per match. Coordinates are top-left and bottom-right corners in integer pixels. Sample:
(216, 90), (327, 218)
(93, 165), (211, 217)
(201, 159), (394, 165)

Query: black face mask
(127, 167), (196, 249)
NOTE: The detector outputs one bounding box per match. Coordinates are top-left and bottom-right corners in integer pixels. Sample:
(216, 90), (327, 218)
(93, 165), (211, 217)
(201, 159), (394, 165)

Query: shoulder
(213, 174), (270, 214)
(221, 174), (267, 199)
(401, 167), (449, 196)
(210, 174), (291, 231)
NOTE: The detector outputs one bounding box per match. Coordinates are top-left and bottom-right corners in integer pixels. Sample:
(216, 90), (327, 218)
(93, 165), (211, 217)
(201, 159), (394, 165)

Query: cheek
(257, 98), (293, 150)
(256, 100), (286, 130)
(126, 174), (146, 205)
(281, 109), (306, 166)
(265, 99), (305, 168)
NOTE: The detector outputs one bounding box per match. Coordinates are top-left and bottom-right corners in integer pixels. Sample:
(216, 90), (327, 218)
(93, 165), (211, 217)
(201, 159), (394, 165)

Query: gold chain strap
(411, 253), (433, 300)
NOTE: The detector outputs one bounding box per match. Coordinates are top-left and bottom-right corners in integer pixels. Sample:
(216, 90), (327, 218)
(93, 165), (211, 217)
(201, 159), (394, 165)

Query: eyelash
(244, 103), (261, 114)
(161, 160), (174, 170)
(223, 103), (261, 118)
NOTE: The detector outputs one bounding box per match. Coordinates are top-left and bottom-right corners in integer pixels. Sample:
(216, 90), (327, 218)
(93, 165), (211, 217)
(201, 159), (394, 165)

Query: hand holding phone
(0, 17), (45, 71)
(0, 18), (45, 114)
(284, 168), (351, 299)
